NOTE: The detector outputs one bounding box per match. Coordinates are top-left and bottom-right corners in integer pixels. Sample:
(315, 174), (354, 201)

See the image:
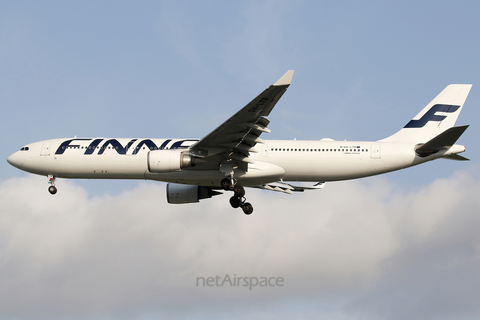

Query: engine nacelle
(166, 183), (222, 204)
(147, 149), (195, 173)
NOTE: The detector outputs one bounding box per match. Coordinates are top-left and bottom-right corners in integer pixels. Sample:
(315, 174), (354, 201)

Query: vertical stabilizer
(380, 84), (472, 143)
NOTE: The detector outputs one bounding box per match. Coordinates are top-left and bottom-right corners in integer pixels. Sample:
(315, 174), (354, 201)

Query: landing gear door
(41, 141), (52, 156)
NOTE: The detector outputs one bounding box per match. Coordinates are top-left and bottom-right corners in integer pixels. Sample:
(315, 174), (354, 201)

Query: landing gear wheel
(229, 196), (242, 208)
(241, 202), (253, 215)
(48, 185), (57, 195)
(221, 178), (232, 190)
(222, 176), (252, 214)
(233, 184), (245, 197)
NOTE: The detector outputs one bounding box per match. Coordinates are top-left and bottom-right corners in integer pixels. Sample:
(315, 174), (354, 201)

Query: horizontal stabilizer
(442, 154), (470, 161)
(415, 125), (468, 157)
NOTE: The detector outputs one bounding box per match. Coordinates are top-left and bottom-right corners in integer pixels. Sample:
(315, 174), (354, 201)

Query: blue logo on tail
(404, 104), (460, 128)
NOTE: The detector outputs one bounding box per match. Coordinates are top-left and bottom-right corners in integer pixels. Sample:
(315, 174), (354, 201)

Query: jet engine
(166, 183), (222, 204)
(147, 149), (195, 173)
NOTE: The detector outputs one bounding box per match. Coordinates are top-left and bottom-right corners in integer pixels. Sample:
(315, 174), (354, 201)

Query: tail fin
(380, 84), (472, 143)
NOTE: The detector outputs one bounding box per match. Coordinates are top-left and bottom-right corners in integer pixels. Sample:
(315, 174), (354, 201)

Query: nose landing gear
(222, 177), (253, 215)
(47, 175), (57, 195)
(48, 185), (57, 194)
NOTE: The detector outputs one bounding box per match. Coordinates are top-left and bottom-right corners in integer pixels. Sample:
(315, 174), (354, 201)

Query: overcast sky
(1, 1), (480, 319)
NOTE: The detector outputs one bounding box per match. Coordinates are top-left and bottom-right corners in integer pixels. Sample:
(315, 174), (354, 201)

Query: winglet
(274, 70), (295, 86)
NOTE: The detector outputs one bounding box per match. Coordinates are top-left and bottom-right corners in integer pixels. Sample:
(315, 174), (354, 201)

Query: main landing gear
(47, 175), (57, 195)
(221, 177), (253, 215)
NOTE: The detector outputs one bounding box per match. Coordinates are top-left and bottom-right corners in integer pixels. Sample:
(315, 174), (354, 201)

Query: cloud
(1, 166), (480, 319)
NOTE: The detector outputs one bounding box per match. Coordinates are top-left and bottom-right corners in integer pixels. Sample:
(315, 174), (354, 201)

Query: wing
(251, 181), (326, 194)
(189, 70), (294, 171)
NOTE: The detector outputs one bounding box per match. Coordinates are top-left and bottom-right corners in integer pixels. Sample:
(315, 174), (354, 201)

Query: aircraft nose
(7, 152), (22, 169)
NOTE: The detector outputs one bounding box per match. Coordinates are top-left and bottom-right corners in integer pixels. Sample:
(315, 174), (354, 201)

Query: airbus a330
(7, 71), (471, 215)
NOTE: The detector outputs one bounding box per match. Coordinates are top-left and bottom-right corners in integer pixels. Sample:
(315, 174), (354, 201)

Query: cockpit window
(20, 147), (29, 151)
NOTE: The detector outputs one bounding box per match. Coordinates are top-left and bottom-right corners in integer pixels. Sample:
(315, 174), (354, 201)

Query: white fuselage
(7, 137), (439, 187)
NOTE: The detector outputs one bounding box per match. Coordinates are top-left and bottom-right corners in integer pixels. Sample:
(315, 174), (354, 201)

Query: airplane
(7, 70), (472, 215)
